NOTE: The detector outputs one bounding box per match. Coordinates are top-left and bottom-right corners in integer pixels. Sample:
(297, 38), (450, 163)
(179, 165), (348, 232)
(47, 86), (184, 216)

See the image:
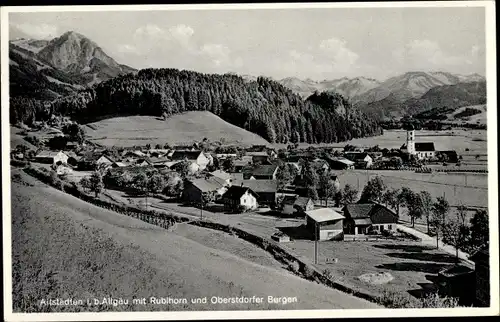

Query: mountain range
(9, 31), (136, 100)
(9, 30), (486, 123)
(277, 71), (485, 104)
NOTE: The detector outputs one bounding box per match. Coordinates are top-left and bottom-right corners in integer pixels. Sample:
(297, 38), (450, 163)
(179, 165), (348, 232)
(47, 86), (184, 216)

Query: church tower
(407, 130), (416, 155)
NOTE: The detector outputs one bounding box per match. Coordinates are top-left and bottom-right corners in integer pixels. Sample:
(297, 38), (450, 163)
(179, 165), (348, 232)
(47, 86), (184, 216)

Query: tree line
(13, 68), (381, 144)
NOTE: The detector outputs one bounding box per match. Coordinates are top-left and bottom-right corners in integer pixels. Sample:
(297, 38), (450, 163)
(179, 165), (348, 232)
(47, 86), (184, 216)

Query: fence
(22, 165), (383, 306)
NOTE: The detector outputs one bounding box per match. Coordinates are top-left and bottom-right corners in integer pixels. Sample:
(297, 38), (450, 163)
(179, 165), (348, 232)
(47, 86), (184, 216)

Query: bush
(288, 261), (300, 274)
(322, 269), (334, 281)
(420, 293), (459, 308)
(303, 265), (315, 279)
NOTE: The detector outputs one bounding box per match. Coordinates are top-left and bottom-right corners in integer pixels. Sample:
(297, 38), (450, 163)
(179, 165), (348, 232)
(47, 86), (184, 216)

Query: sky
(8, 6), (487, 81)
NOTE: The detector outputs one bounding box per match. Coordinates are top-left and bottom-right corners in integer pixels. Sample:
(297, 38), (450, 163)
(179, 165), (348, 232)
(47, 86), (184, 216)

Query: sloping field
(448, 104), (487, 125)
(10, 127), (36, 150)
(10, 171), (377, 312)
(84, 112), (269, 147)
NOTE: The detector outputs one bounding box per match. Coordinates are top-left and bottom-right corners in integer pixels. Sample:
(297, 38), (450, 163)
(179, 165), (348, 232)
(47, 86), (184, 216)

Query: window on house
(373, 225), (378, 230)
(243, 198), (246, 203)
(388, 225), (392, 230)
(328, 232), (335, 237)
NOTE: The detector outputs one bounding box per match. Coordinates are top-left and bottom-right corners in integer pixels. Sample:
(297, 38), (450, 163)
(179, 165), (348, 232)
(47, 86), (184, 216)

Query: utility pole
(314, 221), (318, 264)
(200, 193), (203, 220)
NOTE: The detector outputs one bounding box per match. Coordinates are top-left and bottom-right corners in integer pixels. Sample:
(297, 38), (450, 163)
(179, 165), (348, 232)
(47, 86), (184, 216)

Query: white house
(34, 151), (69, 165)
(170, 150), (210, 171)
(222, 185), (259, 212)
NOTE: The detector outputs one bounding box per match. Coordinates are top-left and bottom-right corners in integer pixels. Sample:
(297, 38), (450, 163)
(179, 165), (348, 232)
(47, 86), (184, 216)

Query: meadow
(83, 111), (269, 147)
(338, 170), (488, 209)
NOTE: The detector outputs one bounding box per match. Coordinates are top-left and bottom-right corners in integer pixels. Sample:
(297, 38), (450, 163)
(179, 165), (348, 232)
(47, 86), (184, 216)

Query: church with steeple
(401, 129), (436, 160)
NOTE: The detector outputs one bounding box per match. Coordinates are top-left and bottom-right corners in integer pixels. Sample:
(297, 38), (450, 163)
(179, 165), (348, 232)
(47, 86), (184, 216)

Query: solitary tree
(419, 191), (434, 234)
(470, 209), (489, 251)
(340, 184), (358, 206)
(431, 196), (450, 249)
(442, 213), (470, 262)
(222, 158), (235, 173)
(88, 171), (104, 198)
(276, 162), (293, 191)
(359, 176), (386, 203)
(319, 172), (338, 207)
(148, 174), (166, 195)
(79, 176), (91, 193)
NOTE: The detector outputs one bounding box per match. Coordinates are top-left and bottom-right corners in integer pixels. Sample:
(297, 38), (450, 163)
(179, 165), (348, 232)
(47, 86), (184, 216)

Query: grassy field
(283, 239), (465, 305)
(83, 112), (269, 147)
(337, 170), (488, 208)
(10, 171), (378, 312)
(273, 129), (488, 155)
(447, 105), (487, 125)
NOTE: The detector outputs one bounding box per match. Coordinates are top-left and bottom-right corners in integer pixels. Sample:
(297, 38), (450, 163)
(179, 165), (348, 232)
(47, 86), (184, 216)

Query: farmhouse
(233, 180), (278, 206)
(326, 157), (355, 170)
(34, 150), (69, 165)
(243, 164), (279, 180)
(245, 151), (270, 164)
(222, 185), (259, 212)
(182, 177), (228, 204)
(470, 245), (490, 307)
(170, 150), (210, 171)
(54, 163), (73, 175)
(342, 203), (398, 235)
(282, 195), (314, 216)
(305, 208), (345, 241)
(311, 158), (330, 171)
(78, 152), (114, 170)
(209, 170), (233, 186)
(148, 157), (170, 168)
(215, 153), (238, 160)
(437, 150), (459, 163)
(344, 153), (373, 169)
(135, 158), (153, 167)
(111, 161), (128, 168)
(123, 150), (146, 158)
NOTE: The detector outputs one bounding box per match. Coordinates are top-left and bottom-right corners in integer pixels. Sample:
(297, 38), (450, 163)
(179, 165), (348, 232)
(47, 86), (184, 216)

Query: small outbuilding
(305, 208), (345, 241)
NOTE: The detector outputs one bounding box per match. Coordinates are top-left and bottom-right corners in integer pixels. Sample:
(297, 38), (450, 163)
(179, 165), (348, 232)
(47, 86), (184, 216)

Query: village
(9, 119), (490, 308)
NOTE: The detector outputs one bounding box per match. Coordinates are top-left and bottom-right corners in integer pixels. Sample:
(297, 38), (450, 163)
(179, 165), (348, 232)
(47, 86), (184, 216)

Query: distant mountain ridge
(277, 76), (381, 99)
(9, 31), (136, 100)
(278, 71), (485, 104)
(362, 81), (486, 120)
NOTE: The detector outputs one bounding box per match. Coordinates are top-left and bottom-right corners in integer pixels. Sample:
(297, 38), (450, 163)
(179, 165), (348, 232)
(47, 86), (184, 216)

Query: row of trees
(359, 176), (489, 259)
(42, 69), (381, 144)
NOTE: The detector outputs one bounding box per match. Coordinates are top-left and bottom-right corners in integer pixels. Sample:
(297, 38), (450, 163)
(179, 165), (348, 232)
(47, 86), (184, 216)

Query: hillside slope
(11, 171), (378, 312)
(362, 81), (486, 120)
(84, 112), (270, 147)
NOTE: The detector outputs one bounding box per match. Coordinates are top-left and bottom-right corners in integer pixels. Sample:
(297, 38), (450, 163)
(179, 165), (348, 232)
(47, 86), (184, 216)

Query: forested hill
(37, 68), (381, 144)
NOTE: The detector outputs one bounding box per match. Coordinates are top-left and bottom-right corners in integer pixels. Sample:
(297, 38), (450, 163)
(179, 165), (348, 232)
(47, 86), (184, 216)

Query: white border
(1, 2), (498, 321)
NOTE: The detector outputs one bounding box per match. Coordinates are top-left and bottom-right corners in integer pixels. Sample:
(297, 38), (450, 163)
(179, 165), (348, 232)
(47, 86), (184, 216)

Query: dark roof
(246, 164), (279, 177)
(234, 180), (277, 193)
(186, 177), (224, 193)
(295, 196), (313, 208)
(344, 204), (374, 219)
(415, 142), (435, 152)
(170, 150), (203, 161)
(354, 218), (372, 226)
(79, 152), (113, 163)
(283, 195), (298, 205)
(345, 153), (371, 161)
(344, 203), (398, 224)
(222, 186), (259, 200)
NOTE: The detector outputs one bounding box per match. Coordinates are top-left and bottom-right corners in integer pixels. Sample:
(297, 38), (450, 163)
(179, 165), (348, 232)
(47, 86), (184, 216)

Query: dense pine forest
(11, 68), (382, 144)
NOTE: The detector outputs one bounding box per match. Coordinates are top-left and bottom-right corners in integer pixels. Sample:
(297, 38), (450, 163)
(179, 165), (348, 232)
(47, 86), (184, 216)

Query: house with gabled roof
(170, 150), (210, 171)
(282, 195), (315, 216)
(344, 152), (373, 169)
(342, 203), (398, 235)
(209, 170), (233, 186)
(182, 177), (228, 204)
(77, 152), (114, 170)
(305, 208), (345, 241)
(243, 164), (279, 180)
(233, 179), (278, 206)
(34, 150), (69, 165)
(222, 185), (259, 212)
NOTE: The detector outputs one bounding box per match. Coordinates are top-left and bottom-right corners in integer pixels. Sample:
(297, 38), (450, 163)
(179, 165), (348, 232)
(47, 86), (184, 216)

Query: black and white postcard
(1, 2), (498, 321)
